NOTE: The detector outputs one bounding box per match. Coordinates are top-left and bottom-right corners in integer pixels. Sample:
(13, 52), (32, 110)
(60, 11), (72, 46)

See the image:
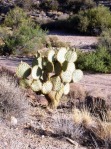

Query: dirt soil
(48, 31), (98, 51)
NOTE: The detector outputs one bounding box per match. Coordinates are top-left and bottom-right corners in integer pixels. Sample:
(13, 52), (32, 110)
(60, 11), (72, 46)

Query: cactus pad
(32, 65), (42, 79)
(62, 61), (75, 72)
(54, 61), (62, 75)
(16, 62), (31, 78)
(47, 49), (55, 62)
(61, 70), (72, 83)
(51, 76), (62, 91)
(31, 80), (42, 92)
(56, 47), (67, 64)
(63, 83), (70, 95)
(32, 51), (41, 67)
(19, 79), (32, 88)
(65, 50), (77, 62)
(72, 69), (83, 83)
(46, 61), (54, 73)
(42, 81), (53, 94)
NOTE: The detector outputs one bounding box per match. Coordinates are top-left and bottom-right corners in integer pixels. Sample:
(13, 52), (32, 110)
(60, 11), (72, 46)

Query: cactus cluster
(16, 47), (83, 108)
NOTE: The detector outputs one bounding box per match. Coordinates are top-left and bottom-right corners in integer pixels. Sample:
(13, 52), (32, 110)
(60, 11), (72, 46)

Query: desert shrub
(52, 112), (84, 138)
(0, 7), (46, 55)
(76, 47), (111, 73)
(40, 0), (95, 12)
(69, 5), (111, 35)
(3, 7), (31, 29)
(0, 67), (30, 123)
(73, 107), (111, 146)
(58, 0), (96, 12)
(40, 0), (59, 11)
(98, 28), (111, 53)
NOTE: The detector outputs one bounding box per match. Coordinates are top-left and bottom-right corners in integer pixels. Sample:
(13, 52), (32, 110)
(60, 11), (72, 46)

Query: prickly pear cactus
(16, 47), (83, 108)
(16, 62), (31, 78)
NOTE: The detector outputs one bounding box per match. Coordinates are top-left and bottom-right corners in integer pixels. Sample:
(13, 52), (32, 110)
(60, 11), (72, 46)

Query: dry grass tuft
(106, 110), (111, 122)
(52, 111), (84, 139)
(73, 106), (111, 147)
(73, 108), (83, 125)
(0, 67), (30, 124)
(81, 109), (97, 129)
(92, 121), (111, 142)
(73, 107), (97, 129)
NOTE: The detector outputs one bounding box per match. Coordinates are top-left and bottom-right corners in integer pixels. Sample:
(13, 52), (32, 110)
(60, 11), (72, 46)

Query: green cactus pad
(47, 49), (55, 62)
(62, 61), (68, 71)
(62, 61), (75, 72)
(63, 83), (70, 95)
(42, 81), (53, 94)
(72, 69), (83, 83)
(61, 70), (72, 83)
(32, 57), (38, 67)
(35, 51), (41, 57)
(32, 51), (41, 66)
(51, 76), (62, 91)
(31, 80), (42, 92)
(54, 61), (62, 75)
(65, 50), (77, 62)
(67, 62), (75, 72)
(56, 47), (67, 64)
(32, 65), (42, 80)
(19, 79), (32, 88)
(16, 62), (31, 78)
(42, 57), (54, 73)
(32, 56), (42, 69)
(46, 61), (54, 73)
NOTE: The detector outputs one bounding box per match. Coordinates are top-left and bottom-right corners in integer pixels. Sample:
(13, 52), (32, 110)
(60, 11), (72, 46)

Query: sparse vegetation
(73, 106), (111, 147)
(98, 28), (111, 52)
(0, 7), (46, 55)
(0, 67), (30, 123)
(68, 5), (111, 35)
(76, 46), (111, 73)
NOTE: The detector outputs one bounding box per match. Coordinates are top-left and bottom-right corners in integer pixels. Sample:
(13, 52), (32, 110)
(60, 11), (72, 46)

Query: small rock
(10, 116), (17, 126)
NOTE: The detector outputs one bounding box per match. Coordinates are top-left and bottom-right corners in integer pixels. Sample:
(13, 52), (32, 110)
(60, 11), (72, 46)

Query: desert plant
(0, 67), (30, 123)
(73, 107), (111, 147)
(40, 0), (59, 11)
(98, 28), (111, 53)
(52, 112), (84, 139)
(16, 47), (83, 108)
(76, 46), (111, 73)
(58, 0), (96, 12)
(0, 7), (46, 55)
(69, 5), (111, 35)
